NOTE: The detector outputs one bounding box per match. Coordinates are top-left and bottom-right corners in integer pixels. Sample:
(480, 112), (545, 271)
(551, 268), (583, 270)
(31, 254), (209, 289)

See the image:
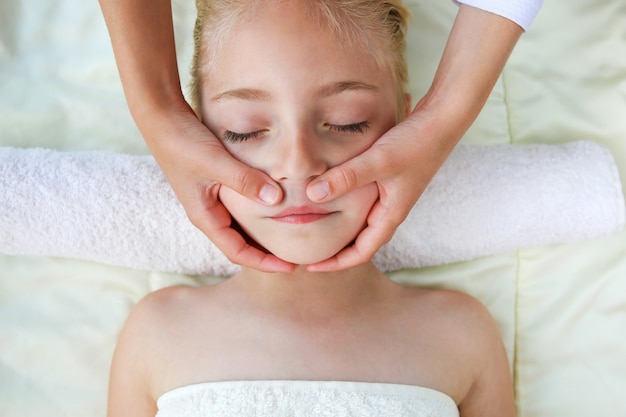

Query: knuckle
(334, 165), (359, 191)
(224, 251), (241, 265)
(232, 168), (256, 196)
(185, 182), (224, 229)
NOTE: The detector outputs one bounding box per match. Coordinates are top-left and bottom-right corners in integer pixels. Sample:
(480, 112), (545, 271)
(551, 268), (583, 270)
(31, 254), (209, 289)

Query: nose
(270, 128), (327, 183)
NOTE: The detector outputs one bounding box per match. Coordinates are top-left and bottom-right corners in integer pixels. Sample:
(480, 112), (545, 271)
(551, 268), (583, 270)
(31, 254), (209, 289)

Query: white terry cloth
(155, 381), (459, 417)
(0, 141), (623, 276)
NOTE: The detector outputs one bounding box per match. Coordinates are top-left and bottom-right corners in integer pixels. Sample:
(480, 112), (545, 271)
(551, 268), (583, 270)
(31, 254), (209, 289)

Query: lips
(270, 206), (333, 224)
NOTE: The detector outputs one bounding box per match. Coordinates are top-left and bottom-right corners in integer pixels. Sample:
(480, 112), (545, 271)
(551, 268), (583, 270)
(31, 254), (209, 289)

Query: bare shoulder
(114, 285), (207, 359)
(402, 286), (497, 332)
(107, 285), (221, 416)
(426, 288), (502, 356)
(120, 283), (232, 348)
(115, 284), (230, 362)
(122, 285), (206, 331)
(108, 285), (223, 401)
(399, 287), (514, 416)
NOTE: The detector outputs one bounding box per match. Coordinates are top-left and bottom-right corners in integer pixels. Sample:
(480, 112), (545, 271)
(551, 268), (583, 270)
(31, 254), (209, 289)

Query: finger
(212, 225), (296, 273)
(305, 223), (391, 272)
(201, 142), (283, 206)
(306, 147), (388, 203)
(306, 197), (402, 272)
(305, 118), (415, 203)
(188, 186), (295, 273)
(151, 108), (283, 206)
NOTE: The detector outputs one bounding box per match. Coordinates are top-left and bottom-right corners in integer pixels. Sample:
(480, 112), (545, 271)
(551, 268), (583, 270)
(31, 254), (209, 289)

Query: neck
(228, 261), (391, 318)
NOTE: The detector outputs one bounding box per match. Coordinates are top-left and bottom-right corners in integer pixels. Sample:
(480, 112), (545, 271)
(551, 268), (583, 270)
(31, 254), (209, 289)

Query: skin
(107, 275), (515, 416)
(98, 0), (523, 272)
(306, 6), (523, 271)
(202, 3), (400, 265)
(106, 4), (516, 417)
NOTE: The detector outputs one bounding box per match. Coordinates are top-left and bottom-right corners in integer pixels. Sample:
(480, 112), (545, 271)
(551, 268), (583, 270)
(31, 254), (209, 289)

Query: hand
(305, 5), (523, 272)
(98, 0), (295, 273)
(150, 103), (296, 273)
(304, 101), (457, 272)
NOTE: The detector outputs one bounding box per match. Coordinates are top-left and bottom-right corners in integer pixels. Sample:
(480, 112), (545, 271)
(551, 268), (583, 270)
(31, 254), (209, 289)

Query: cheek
(221, 138), (274, 176)
(218, 186), (255, 223)
(342, 182), (379, 226)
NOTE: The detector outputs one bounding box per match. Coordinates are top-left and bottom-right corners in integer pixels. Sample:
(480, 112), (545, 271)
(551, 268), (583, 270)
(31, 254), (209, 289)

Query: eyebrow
(211, 80), (378, 102)
(314, 81), (379, 98)
(211, 88), (271, 102)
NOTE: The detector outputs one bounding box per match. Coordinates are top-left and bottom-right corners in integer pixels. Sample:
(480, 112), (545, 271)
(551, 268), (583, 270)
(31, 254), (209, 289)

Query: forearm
(98, 0), (188, 143)
(413, 4), (523, 154)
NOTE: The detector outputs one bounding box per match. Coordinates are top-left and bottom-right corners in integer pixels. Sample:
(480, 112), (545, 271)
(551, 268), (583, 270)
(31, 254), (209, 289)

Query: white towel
(0, 141), (623, 276)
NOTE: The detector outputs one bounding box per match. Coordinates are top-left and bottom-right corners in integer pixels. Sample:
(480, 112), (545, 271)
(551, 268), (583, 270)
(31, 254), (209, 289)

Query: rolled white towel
(0, 141), (623, 276)
(376, 141), (625, 270)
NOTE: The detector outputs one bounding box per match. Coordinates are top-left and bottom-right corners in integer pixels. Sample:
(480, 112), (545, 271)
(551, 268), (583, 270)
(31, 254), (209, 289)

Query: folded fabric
(0, 141), (623, 276)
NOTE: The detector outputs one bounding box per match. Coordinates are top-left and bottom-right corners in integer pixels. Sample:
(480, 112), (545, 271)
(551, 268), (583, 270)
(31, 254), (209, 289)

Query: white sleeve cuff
(453, 0), (543, 31)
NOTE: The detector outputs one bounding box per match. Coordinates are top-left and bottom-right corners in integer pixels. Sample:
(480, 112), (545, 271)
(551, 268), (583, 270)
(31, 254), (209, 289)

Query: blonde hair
(189, 0), (410, 118)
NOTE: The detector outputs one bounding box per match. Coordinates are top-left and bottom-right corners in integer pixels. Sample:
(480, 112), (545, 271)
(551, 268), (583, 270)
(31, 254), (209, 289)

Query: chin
(263, 241), (346, 265)
(277, 254), (331, 266)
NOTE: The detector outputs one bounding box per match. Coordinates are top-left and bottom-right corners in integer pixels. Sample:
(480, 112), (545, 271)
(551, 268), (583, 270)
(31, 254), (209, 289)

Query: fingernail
(259, 183), (280, 204)
(308, 180), (329, 201)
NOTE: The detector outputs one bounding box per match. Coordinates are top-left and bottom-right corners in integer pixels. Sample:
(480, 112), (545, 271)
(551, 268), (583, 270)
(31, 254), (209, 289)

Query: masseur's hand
(305, 96), (457, 272)
(306, 5), (523, 272)
(99, 0), (294, 272)
(151, 103), (295, 273)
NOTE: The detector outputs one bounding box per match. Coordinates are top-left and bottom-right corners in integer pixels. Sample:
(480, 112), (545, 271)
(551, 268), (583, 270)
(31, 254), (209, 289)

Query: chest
(154, 310), (467, 402)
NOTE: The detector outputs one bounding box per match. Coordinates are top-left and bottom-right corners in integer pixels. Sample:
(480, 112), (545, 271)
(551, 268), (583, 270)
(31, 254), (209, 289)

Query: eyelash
(222, 121), (370, 143)
(222, 130), (263, 143)
(328, 121), (370, 134)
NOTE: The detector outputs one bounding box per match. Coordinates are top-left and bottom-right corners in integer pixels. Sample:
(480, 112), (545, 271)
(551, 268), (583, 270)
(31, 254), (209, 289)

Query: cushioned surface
(1, 0), (625, 416)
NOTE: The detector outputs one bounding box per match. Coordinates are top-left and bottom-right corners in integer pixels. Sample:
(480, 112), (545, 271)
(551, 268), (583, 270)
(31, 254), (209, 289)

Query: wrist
(131, 90), (196, 145)
(408, 86), (472, 156)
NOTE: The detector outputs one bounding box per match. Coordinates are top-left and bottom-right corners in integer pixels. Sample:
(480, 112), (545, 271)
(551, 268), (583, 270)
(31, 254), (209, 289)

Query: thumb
(306, 146), (387, 203)
(209, 146), (283, 206)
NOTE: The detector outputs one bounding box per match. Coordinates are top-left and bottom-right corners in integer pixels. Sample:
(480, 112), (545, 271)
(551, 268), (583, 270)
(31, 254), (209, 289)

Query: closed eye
(222, 130), (264, 143)
(327, 121), (370, 134)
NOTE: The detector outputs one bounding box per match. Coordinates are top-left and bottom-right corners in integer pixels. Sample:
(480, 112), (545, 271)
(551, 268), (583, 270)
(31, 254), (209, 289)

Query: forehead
(200, 0), (388, 78)
(202, 5), (390, 92)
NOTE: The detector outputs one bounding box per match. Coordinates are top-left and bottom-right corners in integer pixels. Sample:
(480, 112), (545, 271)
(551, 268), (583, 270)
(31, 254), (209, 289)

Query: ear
(404, 93), (412, 118)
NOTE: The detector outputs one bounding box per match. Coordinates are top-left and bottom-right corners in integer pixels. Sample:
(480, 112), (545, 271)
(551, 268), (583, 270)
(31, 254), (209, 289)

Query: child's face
(200, 2), (403, 265)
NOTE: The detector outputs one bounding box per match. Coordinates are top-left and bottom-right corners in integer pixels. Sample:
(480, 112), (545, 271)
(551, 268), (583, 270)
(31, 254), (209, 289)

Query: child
(106, 1), (515, 416)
